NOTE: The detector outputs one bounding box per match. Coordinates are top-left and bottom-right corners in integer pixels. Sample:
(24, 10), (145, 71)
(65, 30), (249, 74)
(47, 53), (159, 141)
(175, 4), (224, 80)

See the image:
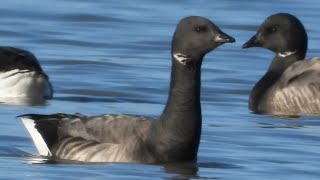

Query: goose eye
(267, 27), (277, 33)
(195, 25), (207, 33)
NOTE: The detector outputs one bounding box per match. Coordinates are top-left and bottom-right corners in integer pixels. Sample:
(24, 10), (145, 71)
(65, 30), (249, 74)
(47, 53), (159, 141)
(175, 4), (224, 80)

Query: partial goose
(0, 47), (52, 104)
(20, 16), (235, 163)
(243, 13), (320, 115)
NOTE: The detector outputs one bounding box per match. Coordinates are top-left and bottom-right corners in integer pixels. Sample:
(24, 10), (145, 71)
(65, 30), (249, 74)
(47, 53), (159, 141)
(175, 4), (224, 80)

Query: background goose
(243, 13), (320, 115)
(0, 46), (52, 104)
(20, 16), (235, 163)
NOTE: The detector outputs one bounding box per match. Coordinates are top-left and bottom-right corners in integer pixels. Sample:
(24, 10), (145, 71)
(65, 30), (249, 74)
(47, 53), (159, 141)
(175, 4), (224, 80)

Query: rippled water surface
(1, 0), (320, 179)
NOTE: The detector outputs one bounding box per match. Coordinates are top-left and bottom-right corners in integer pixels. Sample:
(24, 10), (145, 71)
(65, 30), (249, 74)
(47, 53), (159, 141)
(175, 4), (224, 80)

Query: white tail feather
(21, 117), (52, 156)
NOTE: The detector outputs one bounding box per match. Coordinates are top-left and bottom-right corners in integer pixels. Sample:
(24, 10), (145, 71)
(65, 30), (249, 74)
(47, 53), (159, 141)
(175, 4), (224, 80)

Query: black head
(172, 16), (235, 65)
(242, 13), (308, 57)
(0, 47), (44, 72)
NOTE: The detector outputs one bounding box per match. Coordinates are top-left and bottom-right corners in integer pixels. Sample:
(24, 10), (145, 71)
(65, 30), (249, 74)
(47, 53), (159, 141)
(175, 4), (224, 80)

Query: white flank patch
(21, 117), (52, 156)
(0, 69), (52, 98)
(173, 53), (190, 65)
(278, 51), (297, 57)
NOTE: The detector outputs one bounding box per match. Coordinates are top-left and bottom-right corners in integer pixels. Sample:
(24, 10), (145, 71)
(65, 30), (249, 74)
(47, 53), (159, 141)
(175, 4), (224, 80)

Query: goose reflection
(0, 97), (47, 106)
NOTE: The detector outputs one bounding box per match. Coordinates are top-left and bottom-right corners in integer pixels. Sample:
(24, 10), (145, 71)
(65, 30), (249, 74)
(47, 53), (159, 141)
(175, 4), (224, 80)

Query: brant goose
(20, 16), (235, 163)
(243, 13), (320, 115)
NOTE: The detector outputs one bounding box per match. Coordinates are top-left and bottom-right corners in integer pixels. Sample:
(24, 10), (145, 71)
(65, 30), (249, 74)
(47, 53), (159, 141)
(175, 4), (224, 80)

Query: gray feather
(264, 58), (320, 115)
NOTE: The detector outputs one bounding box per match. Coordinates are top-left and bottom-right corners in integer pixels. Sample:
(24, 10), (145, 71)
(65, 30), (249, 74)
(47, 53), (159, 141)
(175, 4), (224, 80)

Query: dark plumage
(20, 16), (235, 163)
(0, 47), (44, 72)
(243, 13), (320, 115)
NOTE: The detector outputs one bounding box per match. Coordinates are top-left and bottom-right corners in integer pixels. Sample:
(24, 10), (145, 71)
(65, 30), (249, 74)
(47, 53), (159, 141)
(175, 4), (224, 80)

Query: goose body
(260, 58), (320, 115)
(20, 16), (235, 163)
(22, 114), (155, 162)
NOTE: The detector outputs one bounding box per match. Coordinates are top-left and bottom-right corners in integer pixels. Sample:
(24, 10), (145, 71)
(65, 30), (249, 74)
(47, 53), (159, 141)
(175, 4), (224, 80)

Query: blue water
(1, 0), (320, 179)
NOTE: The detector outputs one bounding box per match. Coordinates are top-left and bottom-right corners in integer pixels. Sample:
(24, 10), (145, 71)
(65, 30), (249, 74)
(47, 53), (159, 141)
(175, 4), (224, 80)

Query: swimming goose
(0, 47), (52, 103)
(20, 16), (235, 163)
(243, 13), (320, 115)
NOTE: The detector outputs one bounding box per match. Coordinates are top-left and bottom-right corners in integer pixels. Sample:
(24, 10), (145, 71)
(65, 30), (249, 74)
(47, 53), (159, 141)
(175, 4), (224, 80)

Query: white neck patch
(278, 51), (297, 57)
(173, 53), (191, 65)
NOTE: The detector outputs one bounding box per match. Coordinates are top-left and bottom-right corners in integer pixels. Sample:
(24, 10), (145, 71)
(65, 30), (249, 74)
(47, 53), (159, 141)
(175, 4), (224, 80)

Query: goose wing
(20, 113), (155, 162)
(60, 113), (153, 143)
(21, 113), (153, 144)
(269, 58), (320, 114)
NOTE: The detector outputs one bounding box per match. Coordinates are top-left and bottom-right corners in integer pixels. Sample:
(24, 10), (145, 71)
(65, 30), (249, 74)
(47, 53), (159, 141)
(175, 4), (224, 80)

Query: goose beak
(242, 34), (262, 48)
(214, 31), (236, 43)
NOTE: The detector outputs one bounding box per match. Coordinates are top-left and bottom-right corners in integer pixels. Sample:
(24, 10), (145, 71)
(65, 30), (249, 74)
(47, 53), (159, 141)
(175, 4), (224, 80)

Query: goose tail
(20, 116), (53, 156)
